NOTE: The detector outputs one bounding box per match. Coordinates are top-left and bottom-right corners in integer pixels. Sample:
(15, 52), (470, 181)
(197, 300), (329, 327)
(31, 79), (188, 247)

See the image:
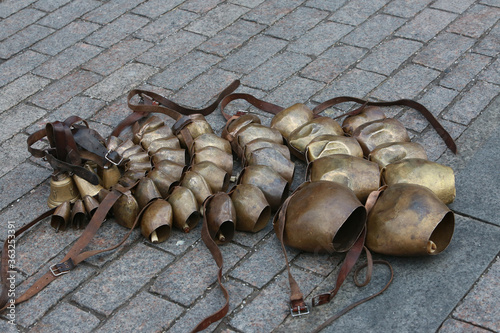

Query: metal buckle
(311, 294), (330, 307)
(105, 150), (123, 166)
(290, 302), (310, 317)
(49, 259), (74, 277)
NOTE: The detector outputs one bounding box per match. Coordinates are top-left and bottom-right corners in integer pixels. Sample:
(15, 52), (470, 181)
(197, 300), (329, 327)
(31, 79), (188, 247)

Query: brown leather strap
(0, 186), (140, 311)
(313, 96), (457, 154)
(220, 93), (284, 120)
(191, 195), (230, 332)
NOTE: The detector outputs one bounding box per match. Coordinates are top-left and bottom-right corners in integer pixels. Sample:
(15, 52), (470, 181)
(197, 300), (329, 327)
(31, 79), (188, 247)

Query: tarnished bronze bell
(190, 161), (230, 193)
(243, 139), (291, 162)
(288, 117), (344, 155)
(180, 171), (213, 206)
(205, 193), (236, 245)
(133, 116), (164, 144)
(238, 165), (289, 210)
(366, 183), (454, 256)
(305, 134), (363, 163)
(342, 106), (386, 135)
(83, 195), (99, 217)
(192, 146), (233, 175)
(134, 177), (162, 209)
(154, 160), (184, 181)
(121, 145), (144, 159)
(148, 168), (177, 197)
(97, 164), (121, 189)
(176, 115), (214, 147)
(140, 199), (172, 243)
(97, 188), (110, 203)
(119, 170), (145, 187)
(352, 118), (410, 155)
(245, 147), (295, 184)
(47, 173), (80, 208)
(222, 114), (261, 141)
(107, 136), (123, 152)
(151, 148), (186, 165)
(50, 201), (71, 232)
(381, 158), (456, 204)
(125, 161), (151, 173)
(236, 124), (283, 148)
(274, 181), (366, 253)
(140, 126), (174, 149)
(270, 103), (314, 140)
(230, 184), (271, 232)
(70, 199), (87, 229)
(73, 174), (104, 198)
(168, 186), (200, 232)
(307, 154), (380, 202)
(369, 141), (428, 168)
(125, 151), (150, 164)
(113, 190), (140, 229)
(191, 133), (232, 155)
(147, 137), (181, 154)
(115, 139), (135, 156)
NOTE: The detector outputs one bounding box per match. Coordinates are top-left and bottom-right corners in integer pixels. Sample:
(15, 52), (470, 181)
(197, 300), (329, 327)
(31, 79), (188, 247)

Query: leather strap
(220, 93), (284, 120)
(191, 195), (230, 332)
(0, 186), (140, 311)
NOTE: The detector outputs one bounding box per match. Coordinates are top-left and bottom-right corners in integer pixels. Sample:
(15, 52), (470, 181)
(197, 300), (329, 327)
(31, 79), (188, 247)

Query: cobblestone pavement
(0, 0), (499, 332)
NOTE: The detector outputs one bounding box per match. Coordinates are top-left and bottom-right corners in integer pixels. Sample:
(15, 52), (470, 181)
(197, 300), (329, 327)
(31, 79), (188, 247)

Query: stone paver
(0, 1), (499, 332)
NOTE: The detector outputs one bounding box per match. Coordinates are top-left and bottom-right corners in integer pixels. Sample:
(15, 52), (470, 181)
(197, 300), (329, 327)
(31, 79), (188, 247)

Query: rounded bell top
(352, 118), (410, 155)
(270, 103), (314, 140)
(288, 117), (343, 155)
(369, 141), (428, 168)
(342, 106), (386, 135)
(305, 134), (363, 163)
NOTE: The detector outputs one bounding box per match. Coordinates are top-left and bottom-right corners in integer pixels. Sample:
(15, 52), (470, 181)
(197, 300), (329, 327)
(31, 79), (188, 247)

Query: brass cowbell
(47, 172), (80, 208)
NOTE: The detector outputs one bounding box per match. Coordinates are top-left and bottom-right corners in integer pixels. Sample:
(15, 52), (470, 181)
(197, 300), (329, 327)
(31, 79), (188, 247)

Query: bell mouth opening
(185, 211), (201, 231)
(252, 205), (272, 232)
(72, 214), (87, 230)
(151, 225), (171, 243)
(427, 211), (454, 255)
(332, 206), (366, 252)
(216, 221), (235, 244)
(50, 216), (67, 232)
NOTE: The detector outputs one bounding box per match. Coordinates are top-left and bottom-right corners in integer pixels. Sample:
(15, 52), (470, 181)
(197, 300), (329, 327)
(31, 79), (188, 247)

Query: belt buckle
(105, 150), (123, 166)
(49, 259), (74, 277)
(290, 302), (310, 317)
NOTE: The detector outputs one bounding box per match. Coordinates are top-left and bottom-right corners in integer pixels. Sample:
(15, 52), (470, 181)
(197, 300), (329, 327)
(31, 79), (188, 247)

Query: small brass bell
(50, 201), (71, 232)
(190, 161), (230, 193)
(70, 199), (87, 229)
(83, 195), (99, 217)
(134, 177), (162, 209)
(230, 184), (271, 233)
(168, 186), (200, 232)
(47, 172), (80, 208)
(205, 193), (236, 245)
(140, 199), (173, 243)
(113, 190), (140, 229)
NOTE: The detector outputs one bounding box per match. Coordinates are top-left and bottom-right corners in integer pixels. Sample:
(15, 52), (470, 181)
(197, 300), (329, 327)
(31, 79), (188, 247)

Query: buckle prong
(290, 302), (310, 317)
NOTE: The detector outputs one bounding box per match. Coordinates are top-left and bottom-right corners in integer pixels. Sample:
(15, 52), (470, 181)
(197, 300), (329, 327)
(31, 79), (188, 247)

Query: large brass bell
(191, 146), (233, 175)
(366, 183), (454, 256)
(168, 186), (200, 232)
(236, 124), (283, 148)
(307, 154), (380, 202)
(191, 133), (232, 155)
(369, 142), (428, 168)
(238, 165), (289, 210)
(274, 181), (366, 253)
(47, 173), (80, 208)
(352, 118), (410, 155)
(222, 114), (261, 144)
(381, 158), (456, 204)
(245, 147), (295, 184)
(190, 161), (230, 193)
(305, 134), (363, 163)
(140, 199), (173, 243)
(288, 117), (344, 155)
(175, 114), (214, 147)
(180, 171), (213, 206)
(151, 148), (186, 165)
(204, 193), (236, 244)
(154, 160), (184, 181)
(342, 106), (386, 135)
(140, 126), (173, 149)
(230, 184), (271, 232)
(148, 169), (177, 198)
(134, 177), (162, 209)
(270, 103), (314, 139)
(243, 139), (291, 162)
(146, 137), (181, 154)
(113, 190), (140, 229)
(133, 116), (165, 144)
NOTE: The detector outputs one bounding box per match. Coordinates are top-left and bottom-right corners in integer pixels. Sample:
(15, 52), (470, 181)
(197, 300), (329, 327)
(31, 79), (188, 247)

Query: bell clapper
(151, 230), (159, 243)
(183, 226), (190, 233)
(229, 173), (239, 183)
(427, 240), (437, 254)
(216, 231), (225, 243)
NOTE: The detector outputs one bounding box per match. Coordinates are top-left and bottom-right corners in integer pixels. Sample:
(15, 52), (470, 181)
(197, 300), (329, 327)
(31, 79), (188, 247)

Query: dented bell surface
(230, 184), (271, 233)
(140, 199), (172, 243)
(121, 145), (144, 159)
(366, 183), (454, 256)
(275, 181), (366, 253)
(238, 165), (289, 210)
(125, 151), (150, 164)
(190, 161), (230, 193)
(243, 139), (291, 162)
(106, 136), (123, 152)
(223, 114), (261, 141)
(50, 201), (71, 232)
(125, 161), (151, 173)
(134, 177), (162, 209)
(180, 170), (213, 206)
(191, 146), (233, 175)
(47, 173), (80, 208)
(381, 158), (456, 204)
(97, 164), (121, 189)
(168, 186), (200, 232)
(305, 134), (363, 163)
(245, 147), (295, 184)
(236, 124), (283, 148)
(148, 168), (176, 198)
(146, 137), (181, 154)
(151, 148), (186, 165)
(133, 116), (165, 144)
(139, 126), (174, 149)
(205, 193), (236, 245)
(114, 139), (135, 156)
(191, 133), (232, 155)
(307, 154), (380, 202)
(369, 141), (428, 168)
(342, 106), (386, 135)
(154, 160), (184, 181)
(288, 117), (344, 155)
(270, 103), (314, 140)
(119, 170), (145, 187)
(113, 190), (140, 229)
(353, 118), (410, 155)
(175, 115), (214, 147)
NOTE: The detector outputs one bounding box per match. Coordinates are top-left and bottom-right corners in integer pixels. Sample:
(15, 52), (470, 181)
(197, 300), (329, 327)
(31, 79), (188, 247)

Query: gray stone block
(0, 74), (50, 114)
(83, 0), (143, 24)
(341, 14), (406, 49)
(265, 75), (325, 108)
(329, 0), (389, 26)
(431, 0), (476, 13)
(304, 0), (346, 11)
(0, 104), (46, 143)
(186, 3), (249, 37)
(0, 50), (48, 88)
(0, 133), (31, 178)
(265, 7), (328, 41)
(243, 0), (303, 25)
(0, 24), (54, 60)
(0, 0), (37, 18)
(134, 9), (198, 43)
(438, 318), (491, 333)
(384, 0), (433, 18)
(29, 303), (100, 333)
(0, 8), (46, 41)
(395, 8), (457, 42)
(441, 53), (492, 91)
(133, 0), (184, 18)
(37, 0), (100, 29)
(32, 0), (72, 12)
(474, 22), (500, 56)
(447, 4), (500, 38)
(480, 57), (500, 85)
